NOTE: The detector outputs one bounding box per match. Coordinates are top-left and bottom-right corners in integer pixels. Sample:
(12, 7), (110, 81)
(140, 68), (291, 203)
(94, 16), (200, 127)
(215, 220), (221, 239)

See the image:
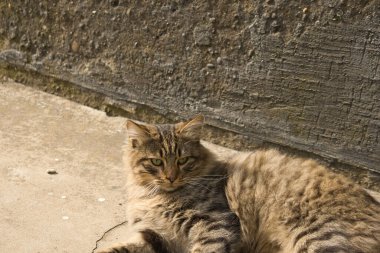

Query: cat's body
(122, 163), (240, 253)
(98, 116), (380, 253)
(99, 116), (240, 253)
(226, 149), (380, 253)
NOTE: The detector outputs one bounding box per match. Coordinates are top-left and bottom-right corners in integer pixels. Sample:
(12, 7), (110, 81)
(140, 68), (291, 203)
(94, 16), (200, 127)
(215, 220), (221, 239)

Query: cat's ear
(175, 115), (205, 140)
(125, 119), (152, 148)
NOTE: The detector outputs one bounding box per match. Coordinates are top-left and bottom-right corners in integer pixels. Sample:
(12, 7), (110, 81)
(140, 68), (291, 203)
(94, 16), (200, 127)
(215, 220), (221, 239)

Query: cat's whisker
(146, 184), (160, 197)
(153, 185), (161, 195)
(192, 176), (226, 179)
(146, 186), (155, 196)
(196, 175), (228, 179)
(142, 182), (157, 197)
(190, 176), (228, 184)
(183, 180), (212, 192)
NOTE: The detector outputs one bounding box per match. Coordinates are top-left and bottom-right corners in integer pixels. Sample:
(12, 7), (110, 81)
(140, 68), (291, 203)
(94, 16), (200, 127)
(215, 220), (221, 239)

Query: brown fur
(226, 149), (380, 253)
(98, 116), (240, 253)
(98, 116), (380, 253)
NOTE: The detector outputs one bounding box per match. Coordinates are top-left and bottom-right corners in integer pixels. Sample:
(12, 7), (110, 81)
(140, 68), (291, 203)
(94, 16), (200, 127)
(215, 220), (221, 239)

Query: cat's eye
(151, 158), (163, 166)
(178, 157), (189, 165)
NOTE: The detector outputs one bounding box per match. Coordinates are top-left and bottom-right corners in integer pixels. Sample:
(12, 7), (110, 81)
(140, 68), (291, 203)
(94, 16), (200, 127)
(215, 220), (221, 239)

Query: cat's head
(124, 115), (214, 192)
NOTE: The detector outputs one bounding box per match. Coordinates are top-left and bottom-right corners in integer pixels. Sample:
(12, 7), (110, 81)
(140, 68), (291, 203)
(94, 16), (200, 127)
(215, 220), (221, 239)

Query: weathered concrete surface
(0, 80), (128, 253)
(0, 0), (379, 181)
(0, 80), (379, 252)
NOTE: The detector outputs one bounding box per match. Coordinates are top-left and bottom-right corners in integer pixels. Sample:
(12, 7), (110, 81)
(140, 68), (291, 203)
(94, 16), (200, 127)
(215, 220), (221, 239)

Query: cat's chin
(159, 184), (183, 192)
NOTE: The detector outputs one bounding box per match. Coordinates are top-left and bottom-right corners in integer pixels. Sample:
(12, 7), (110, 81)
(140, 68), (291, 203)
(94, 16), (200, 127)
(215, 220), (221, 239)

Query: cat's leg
(184, 213), (241, 253)
(97, 229), (170, 253)
(189, 229), (241, 253)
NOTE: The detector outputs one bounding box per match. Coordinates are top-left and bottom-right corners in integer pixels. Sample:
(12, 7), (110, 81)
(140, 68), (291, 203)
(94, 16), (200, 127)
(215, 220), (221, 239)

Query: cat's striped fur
(226, 149), (380, 253)
(98, 115), (240, 253)
(98, 116), (380, 253)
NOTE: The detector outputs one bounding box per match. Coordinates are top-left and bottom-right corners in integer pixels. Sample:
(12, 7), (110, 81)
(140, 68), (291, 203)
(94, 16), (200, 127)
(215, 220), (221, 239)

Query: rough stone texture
(0, 1), (379, 182)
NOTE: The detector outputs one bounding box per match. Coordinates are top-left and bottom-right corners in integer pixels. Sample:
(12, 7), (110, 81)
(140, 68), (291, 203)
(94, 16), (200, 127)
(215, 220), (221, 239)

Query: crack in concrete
(92, 220), (128, 253)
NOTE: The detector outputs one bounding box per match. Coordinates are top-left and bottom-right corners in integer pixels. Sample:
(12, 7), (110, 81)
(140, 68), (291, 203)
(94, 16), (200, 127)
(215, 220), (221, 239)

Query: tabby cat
(99, 116), (380, 253)
(98, 115), (241, 253)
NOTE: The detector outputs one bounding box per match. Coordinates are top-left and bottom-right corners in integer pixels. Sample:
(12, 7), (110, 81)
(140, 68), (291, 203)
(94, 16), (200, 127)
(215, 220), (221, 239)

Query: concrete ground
(1, 80), (379, 253)
(0, 80), (129, 253)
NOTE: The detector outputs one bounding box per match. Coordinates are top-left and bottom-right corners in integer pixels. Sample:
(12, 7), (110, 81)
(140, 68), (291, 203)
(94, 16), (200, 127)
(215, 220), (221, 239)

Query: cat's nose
(166, 176), (175, 183)
(165, 170), (178, 183)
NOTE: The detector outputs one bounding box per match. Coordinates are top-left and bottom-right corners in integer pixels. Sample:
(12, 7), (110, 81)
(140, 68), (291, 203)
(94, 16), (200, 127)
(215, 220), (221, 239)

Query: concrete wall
(0, 0), (379, 185)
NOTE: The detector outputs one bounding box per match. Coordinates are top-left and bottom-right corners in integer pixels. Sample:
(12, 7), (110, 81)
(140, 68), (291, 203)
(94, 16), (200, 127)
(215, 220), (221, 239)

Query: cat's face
(125, 115), (212, 192)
